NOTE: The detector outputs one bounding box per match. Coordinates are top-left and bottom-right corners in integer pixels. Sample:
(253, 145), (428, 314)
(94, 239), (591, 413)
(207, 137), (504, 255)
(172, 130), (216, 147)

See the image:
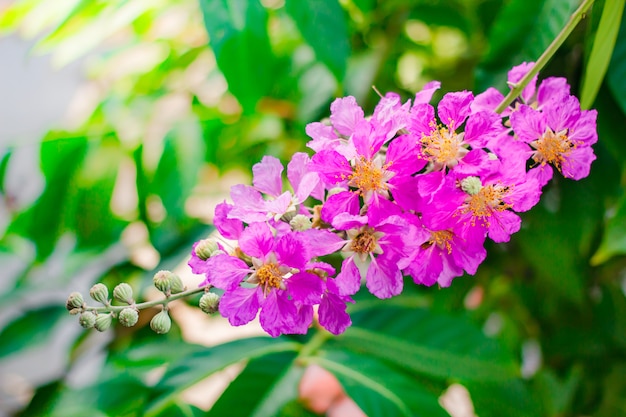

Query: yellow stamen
(531, 128), (575, 171)
(420, 121), (466, 168)
(256, 263), (283, 293)
(421, 230), (454, 254)
(348, 156), (387, 194)
(463, 184), (512, 226)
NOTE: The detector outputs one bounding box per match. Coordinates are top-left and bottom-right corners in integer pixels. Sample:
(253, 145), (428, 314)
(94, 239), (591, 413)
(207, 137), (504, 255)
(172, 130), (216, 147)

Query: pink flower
(202, 223), (328, 337)
(510, 96), (597, 185)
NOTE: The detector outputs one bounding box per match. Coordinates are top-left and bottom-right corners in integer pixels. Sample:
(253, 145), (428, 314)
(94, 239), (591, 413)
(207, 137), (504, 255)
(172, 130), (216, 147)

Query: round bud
(118, 308), (139, 327)
(79, 311), (96, 329)
(289, 214), (312, 231)
(199, 292), (220, 314)
(327, 187), (345, 198)
(194, 239), (220, 261)
(66, 292), (84, 310)
(461, 176), (483, 196)
(94, 314), (113, 332)
(113, 283), (134, 304)
(89, 283), (109, 304)
(169, 274), (185, 294)
(153, 270), (173, 293)
(150, 310), (172, 334)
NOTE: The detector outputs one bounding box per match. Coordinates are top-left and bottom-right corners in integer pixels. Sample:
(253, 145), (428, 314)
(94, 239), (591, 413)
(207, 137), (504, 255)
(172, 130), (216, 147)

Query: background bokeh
(0, 0), (625, 416)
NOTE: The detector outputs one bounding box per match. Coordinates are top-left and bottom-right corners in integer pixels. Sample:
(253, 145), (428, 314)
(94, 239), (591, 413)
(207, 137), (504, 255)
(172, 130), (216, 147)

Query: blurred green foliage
(0, 0), (625, 416)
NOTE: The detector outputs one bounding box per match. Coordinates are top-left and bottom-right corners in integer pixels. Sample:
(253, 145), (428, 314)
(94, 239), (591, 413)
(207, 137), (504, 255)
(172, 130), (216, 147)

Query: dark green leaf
(145, 337), (301, 416)
(208, 351), (303, 417)
(580, 0), (625, 109)
(200, 0), (275, 112)
(466, 379), (542, 417)
(311, 349), (449, 417)
(591, 192), (626, 265)
(0, 306), (68, 359)
(335, 305), (518, 381)
(285, 0), (350, 80)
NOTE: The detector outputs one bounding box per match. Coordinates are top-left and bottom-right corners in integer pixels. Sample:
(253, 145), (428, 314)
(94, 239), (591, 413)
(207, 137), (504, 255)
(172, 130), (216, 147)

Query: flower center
(463, 184), (512, 222)
(350, 227), (379, 254)
(531, 128), (573, 170)
(420, 123), (467, 168)
(348, 156), (387, 193)
(255, 263), (283, 291)
(422, 230), (454, 254)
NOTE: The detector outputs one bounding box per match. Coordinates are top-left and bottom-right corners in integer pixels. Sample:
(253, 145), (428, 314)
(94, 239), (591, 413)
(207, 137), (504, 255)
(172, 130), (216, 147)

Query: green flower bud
(94, 314), (113, 332)
(66, 292), (84, 311)
(150, 310), (172, 334)
(169, 273), (185, 294)
(113, 283), (134, 304)
(153, 270), (173, 293)
(118, 308), (139, 327)
(461, 176), (483, 196)
(89, 283), (109, 304)
(194, 239), (220, 261)
(289, 214), (312, 231)
(79, 311), (96, 329)
(199, 292), (220, 314)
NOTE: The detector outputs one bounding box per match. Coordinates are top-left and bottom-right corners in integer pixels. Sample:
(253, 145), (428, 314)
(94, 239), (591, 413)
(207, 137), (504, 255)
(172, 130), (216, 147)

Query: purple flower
(203, 223), (327, 337)
(404, 222), (487, 287)
(510, 96), (597, 185)
(332, 207), (419, 299)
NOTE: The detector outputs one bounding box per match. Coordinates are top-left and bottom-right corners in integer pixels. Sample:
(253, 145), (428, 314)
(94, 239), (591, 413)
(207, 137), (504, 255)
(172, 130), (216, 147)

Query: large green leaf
(311, 349), (449, 417)
(200, 0), (276, 112)
(207, 352), (303, 417)
(580, 0), (625, 109)
(144, 337), (301, 416)
(334, 305), (519, 381)
(607, 10), (626, 115)
(284, 0), (350, 81)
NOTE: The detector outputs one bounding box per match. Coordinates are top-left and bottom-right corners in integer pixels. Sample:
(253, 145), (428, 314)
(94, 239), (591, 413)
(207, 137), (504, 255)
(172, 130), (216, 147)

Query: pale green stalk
(85, 286), (209, 314)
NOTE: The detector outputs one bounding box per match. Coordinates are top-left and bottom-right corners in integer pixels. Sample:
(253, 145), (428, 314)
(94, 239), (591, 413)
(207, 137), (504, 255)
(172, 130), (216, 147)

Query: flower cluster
(190, 62), (597, 337)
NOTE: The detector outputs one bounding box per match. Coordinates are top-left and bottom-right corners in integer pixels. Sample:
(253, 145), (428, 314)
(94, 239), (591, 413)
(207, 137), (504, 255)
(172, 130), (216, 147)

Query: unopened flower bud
(150, 310), (172, 334)
(194, 239), (220, 261)
(461, 176), (482, 196)
(169, 273), (185, 294)
(89, 283), (109, 304)
(118, 308), (139, 327)
(66, 292), (84, 311)
(199, 292), (220, 314)
(153, 270), (173, 293)
(113, 283), (134, 304)
(94, 314), (113, 332)
(79, 311), (96, 329)
(290, 214), (312, 231)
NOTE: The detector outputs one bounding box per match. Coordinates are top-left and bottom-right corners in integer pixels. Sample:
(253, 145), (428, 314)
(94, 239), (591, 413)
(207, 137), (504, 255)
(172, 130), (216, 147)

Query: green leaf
(284, 0), (350, 80)
(607, 10), (626, 115)
(466, 379), (542, 417)
(335, 305), (519, 381)
(0, 306), (68, 358)
(208, 352), (303, 417)
(591, 192), (626, 265)
(311, 350), (449, 417)
(580, 0), (625, 109)
(145, 337), (301, 416)
(200, 0), (275, 112)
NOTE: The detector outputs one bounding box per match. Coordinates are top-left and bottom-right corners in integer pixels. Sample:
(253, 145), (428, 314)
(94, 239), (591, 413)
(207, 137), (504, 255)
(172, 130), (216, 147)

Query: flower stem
(494, 0), (596, 113)
(85, 285), (209, 314)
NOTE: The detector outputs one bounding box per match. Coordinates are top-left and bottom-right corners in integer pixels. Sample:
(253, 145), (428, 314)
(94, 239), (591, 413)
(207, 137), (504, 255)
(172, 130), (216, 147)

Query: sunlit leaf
(580, 0), (625, 109)
(200, 0), (276, 112)
(285, 0), (350, 80)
